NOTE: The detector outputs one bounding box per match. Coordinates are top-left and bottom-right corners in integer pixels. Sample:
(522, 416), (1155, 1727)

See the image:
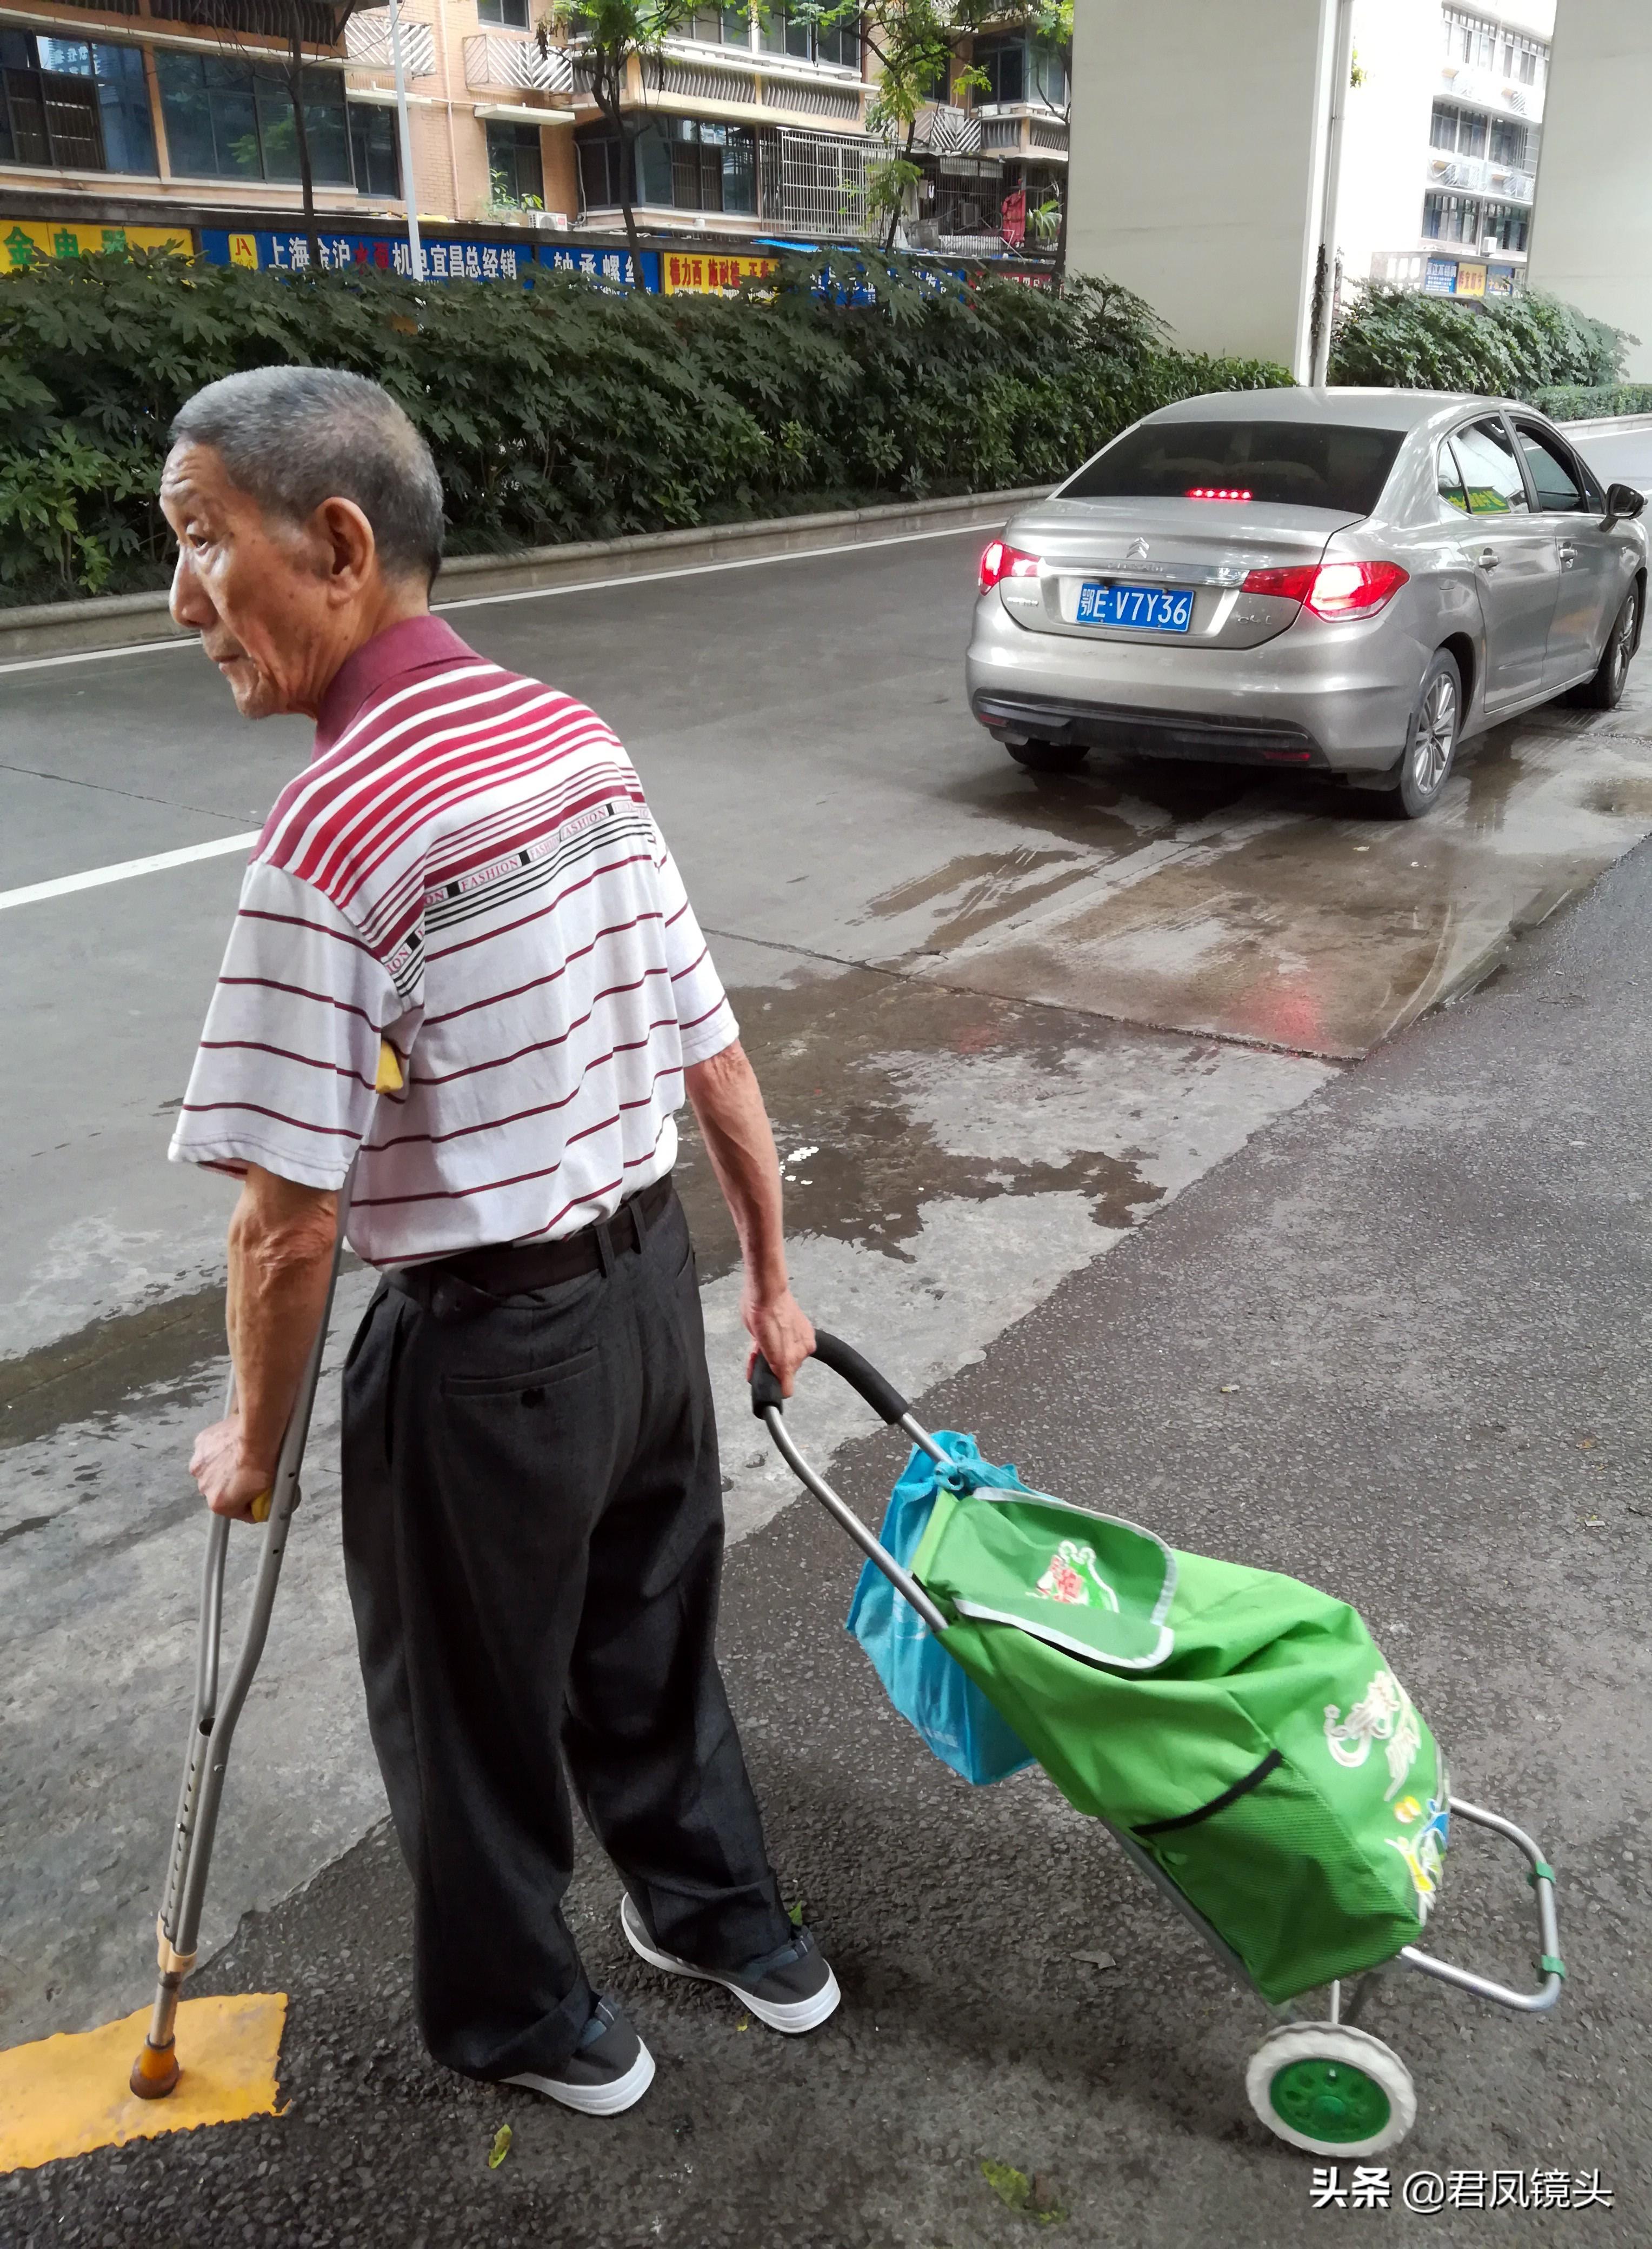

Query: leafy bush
(1329, 283), (1629, 398)
(0, 250), (1289, 607)
(1528, 382), (1652, 423)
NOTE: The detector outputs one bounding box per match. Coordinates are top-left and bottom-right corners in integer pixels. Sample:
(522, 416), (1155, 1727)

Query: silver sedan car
(966, 388), (1648, 816)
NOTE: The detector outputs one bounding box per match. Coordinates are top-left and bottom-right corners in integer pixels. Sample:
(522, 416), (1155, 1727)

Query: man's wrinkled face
(161, 442), (336, 720)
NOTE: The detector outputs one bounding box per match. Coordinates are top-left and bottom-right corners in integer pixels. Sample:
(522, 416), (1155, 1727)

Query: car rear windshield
(1062, 420), (1405, 516)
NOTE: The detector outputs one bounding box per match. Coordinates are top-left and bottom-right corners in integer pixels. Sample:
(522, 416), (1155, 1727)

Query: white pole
(1311, 0), (1357, 388)
(385, 0), (424, 281)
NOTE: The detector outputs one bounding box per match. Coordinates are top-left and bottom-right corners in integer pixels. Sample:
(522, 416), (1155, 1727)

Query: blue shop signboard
(539, 244), (657, 292)
(199, 229), (658, 290)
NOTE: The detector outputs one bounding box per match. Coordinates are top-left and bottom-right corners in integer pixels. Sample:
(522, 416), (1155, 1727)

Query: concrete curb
(0, 488), (1047, 664)
(1562, 410), (1652, 437)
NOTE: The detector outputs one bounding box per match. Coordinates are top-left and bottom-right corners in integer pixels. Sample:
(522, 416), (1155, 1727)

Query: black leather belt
(388, 1174), (675, 1316)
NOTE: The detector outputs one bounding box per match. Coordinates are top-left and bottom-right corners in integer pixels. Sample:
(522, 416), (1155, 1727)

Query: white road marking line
(0, 830), (259, 913)
(0, 635), (189, 676)
(432, 518), (1003, 615)
(0, 518), (1001, 675)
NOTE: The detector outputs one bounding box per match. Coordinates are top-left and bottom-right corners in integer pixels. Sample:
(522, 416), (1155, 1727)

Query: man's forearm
(683, 1041), (788, 1296)
(226, 1175), (339, 1470)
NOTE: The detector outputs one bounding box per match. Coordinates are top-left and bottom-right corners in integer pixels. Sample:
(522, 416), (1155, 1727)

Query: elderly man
(164, 364), (835, 2115)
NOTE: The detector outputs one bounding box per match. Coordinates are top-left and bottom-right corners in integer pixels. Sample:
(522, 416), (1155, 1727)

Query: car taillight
(980, 540), (1039, 595)
(1241, 565), (1318, 604)
(1241, 559), (1410, 620)
(1186, 487), (1253, 502)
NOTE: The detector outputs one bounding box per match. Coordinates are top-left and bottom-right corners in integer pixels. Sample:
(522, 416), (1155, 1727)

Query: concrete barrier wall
(1528, 0), (1652, 382)
(1065, 0), (1336, 375)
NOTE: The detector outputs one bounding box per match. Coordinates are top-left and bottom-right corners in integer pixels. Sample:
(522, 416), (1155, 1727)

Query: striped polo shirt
(169, 615), (736, 1266)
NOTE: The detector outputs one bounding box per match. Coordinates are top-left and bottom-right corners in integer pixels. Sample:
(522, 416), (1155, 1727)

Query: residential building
(566, 4), (875, 238)
(904, 21), (1068, 255)
(1336, 0), (1554, 300)
(0, 0), (584, 255)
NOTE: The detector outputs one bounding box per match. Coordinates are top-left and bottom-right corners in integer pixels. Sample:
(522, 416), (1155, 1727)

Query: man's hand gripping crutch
(129, 1039), (403, 2100)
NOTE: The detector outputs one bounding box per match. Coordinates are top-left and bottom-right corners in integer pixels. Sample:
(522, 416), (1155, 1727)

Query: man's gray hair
(171, 365), (445, 587)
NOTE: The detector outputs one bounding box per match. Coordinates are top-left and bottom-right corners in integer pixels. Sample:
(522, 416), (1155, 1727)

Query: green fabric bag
(911, 1478), (1448, 2003)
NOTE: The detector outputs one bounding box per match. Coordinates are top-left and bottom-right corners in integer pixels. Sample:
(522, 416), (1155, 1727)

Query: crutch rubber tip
(129, 2040), (181, 2099)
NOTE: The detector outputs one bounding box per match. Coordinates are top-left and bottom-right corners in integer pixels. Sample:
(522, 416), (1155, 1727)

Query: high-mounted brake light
(1187, 487), (1253, 502)
(980, 541), (1039, 596)
(1241, 558), (1410, 620)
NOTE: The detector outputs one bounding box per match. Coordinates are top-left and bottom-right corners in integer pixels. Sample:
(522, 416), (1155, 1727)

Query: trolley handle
(751, 1329), (912, 1426)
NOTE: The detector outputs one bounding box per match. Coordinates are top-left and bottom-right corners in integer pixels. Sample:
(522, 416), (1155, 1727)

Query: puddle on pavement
(0, 1283), (230, 1454)
(860, 846), (1095, 950)
(921, 698), (1652, 1059)
(676, 968), (1162, 1281)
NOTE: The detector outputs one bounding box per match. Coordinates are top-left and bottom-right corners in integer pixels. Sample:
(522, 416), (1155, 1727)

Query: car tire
(1570, 584), (1641, 711)
(1375, 650), (1462, 820)
(1005, 737), (1089, 774)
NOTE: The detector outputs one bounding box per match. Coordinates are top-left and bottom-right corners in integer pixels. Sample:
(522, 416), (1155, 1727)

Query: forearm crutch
(130, 1041), (401, 2099)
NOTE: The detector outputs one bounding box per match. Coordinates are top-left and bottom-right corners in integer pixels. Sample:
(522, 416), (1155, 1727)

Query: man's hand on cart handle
(684, 1040), (814, 1396)
(743, 1288), (816, 1399)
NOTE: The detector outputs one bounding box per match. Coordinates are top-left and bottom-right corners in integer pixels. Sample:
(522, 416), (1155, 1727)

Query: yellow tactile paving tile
(0, 1994), (285, 2173)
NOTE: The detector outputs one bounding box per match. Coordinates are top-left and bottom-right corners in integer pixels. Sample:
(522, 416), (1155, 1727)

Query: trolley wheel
(1245, 2022), (1417, 2159)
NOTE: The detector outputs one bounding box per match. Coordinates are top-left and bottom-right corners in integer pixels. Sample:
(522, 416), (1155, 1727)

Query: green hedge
(1329, 282), (1629, 398)
(0, 252), (1289, 606)
(1528, 382), (1652, 423)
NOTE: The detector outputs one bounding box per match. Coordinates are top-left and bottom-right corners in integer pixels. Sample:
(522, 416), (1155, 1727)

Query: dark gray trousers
(340, 1185), (790, 2081)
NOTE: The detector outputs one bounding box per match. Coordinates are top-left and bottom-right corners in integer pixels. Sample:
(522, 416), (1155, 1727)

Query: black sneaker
(504, 1995), (655, 2115)
(620, 1893), (841, 2034)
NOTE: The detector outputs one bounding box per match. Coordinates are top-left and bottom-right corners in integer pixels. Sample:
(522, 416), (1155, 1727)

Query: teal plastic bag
(845, 1433), (1035, 1785)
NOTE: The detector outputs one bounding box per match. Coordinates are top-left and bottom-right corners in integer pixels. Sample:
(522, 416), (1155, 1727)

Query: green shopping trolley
(752, 1333), (1564, 2161)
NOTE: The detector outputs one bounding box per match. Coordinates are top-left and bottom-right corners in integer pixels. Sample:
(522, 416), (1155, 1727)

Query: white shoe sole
(620, 1894), (841, 2034)
(505, 2040), (656, 2117)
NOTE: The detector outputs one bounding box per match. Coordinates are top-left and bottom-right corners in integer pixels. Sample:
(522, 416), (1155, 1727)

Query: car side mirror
(1603, 481), (1647, 528)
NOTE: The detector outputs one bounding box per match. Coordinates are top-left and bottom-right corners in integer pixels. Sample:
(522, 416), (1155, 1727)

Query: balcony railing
(1437, 61), (1545, 124)
(974, 107), (1068, 159)
(912, 104), (982, 155)
(1427, 151), (1535, 203)
(345, 10), (434, 76)
(464, 32), (573, 95)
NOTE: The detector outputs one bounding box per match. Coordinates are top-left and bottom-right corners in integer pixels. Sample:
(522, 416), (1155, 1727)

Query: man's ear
(315, 496), (378, 597)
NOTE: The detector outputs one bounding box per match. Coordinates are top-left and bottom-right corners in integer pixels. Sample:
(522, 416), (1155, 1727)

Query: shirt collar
(314, 614), (479, 756)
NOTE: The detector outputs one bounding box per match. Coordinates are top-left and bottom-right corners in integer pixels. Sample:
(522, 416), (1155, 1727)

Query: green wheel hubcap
(1269, 2056), (1391, 2144)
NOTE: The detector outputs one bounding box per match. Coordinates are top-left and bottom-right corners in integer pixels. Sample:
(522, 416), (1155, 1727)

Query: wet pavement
(11, 689), (1652, 2249)
(3, 444), (1652, 2239)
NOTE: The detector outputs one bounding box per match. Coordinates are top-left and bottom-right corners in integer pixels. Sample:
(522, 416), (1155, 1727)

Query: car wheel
(1377, 651), (1462, 820)
(1571, 584), (1641, 711)
(1005, 737), (1089, 773)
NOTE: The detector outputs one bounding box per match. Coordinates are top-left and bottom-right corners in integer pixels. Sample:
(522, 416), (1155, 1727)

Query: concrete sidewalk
(12, 847), (1652, 2249)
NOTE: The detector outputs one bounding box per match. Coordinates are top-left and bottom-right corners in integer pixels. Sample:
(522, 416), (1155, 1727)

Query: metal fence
(765, 126), (872, 236)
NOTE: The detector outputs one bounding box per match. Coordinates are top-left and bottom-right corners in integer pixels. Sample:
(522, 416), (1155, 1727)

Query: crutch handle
(750, 1330), (912, 1426)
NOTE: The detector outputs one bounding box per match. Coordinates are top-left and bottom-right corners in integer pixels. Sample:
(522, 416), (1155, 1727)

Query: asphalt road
(12, 666), (1652, 2249)
(3, 435), (1652, 2243)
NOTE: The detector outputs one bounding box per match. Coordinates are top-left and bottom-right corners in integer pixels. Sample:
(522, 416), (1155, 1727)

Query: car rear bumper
(965, 598), (1421, 770)
(969, 690), (1330, 767)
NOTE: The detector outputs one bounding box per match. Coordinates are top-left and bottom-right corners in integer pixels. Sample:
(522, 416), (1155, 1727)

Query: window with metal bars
(1423, 190), (1480, 243)
(1481, 199), (1528, 251)
(0, 30), (156, 172)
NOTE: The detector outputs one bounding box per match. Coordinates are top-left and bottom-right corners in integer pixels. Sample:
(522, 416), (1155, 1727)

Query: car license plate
(1076, 582), (1194, 632)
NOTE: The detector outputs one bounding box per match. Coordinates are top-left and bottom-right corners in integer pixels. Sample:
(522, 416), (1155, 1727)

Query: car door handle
(1476, 547), (1501, 570)
(1558, 542), (1580, 565)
